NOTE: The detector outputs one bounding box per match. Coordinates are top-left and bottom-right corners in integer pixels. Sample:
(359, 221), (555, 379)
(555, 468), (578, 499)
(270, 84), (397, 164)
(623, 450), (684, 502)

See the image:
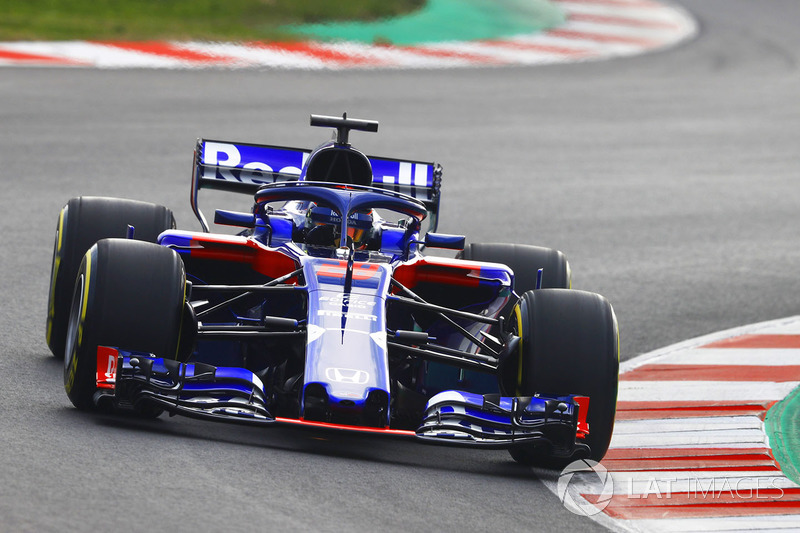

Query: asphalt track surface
(1, 1), (798, 531)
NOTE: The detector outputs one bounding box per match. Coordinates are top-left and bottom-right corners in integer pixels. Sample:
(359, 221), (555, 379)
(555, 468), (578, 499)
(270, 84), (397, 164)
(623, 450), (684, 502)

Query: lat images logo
(557, 459), (614, 516)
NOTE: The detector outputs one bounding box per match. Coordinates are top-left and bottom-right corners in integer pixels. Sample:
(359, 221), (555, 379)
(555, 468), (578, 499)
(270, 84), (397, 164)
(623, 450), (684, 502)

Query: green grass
(0, 0), (426, 41)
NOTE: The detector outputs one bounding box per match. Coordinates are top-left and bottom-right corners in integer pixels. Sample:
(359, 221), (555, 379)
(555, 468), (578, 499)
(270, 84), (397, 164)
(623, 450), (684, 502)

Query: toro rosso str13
(46, 114), (619, 465)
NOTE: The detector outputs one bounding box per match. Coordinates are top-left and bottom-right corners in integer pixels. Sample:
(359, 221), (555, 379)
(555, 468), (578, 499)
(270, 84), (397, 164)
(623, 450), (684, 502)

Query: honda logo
(325, 367), (370, 384)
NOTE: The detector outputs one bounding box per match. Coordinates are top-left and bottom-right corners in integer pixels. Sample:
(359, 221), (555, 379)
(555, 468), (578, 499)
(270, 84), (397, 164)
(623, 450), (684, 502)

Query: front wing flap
(416, 390), (590, 457)
(94, 347), (274, 426)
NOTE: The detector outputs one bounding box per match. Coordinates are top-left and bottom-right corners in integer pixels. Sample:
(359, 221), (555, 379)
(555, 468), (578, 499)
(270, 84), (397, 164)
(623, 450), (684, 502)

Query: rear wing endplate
(191, 139), (442, 233)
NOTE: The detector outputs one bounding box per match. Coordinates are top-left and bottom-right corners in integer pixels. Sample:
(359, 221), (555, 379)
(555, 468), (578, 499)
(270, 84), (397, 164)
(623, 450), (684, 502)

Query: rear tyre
(47, 197), (175, 359)
(507, 289), (619, 466)
(459, 243), (571, 293)
(459, 243), (571, 325)
(64, 239), (186, 411)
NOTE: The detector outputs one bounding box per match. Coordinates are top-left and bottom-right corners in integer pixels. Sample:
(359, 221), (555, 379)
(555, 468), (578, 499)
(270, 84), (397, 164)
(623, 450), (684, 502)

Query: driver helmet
(306, 205), (373, 247)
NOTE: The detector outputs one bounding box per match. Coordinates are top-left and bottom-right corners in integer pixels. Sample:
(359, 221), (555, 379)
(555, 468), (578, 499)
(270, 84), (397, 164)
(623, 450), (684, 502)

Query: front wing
(95, 347), (590, 456)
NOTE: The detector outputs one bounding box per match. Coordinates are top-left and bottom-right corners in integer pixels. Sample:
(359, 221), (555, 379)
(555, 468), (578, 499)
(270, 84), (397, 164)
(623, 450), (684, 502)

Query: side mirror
(214, 209), (255, 228)
(424, 232), (466, 250)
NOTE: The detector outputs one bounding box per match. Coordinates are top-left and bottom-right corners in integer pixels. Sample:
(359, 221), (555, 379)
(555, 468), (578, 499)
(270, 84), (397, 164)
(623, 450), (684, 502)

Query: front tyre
(64, 239), (186, 411)
(507, 289), (619, 466)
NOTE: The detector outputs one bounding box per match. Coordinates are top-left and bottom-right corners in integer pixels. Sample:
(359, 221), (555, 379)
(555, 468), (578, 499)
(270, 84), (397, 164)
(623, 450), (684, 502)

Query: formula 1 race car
(46, 114), (619, 465)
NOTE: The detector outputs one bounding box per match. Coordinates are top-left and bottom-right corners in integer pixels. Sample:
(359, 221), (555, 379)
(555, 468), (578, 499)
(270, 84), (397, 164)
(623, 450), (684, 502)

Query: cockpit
(253, 183), (426, 262)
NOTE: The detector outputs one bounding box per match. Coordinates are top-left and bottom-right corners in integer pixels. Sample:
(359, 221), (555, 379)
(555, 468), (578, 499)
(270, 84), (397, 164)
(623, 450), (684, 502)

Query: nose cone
(302, 258), (392, 427)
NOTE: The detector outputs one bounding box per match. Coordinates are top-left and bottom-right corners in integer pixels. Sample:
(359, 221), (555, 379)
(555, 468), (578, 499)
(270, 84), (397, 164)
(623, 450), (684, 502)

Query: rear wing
(191, 139), (442, 233)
